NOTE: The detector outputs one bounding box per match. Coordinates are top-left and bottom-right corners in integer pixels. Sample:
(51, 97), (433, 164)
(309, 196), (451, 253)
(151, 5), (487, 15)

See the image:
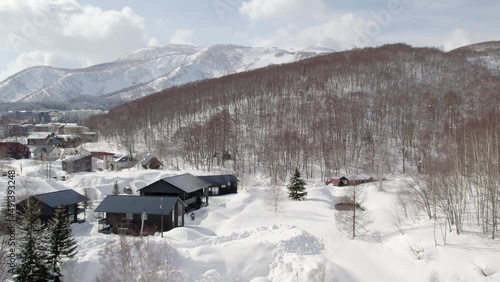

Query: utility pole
(160, 197), (163, 238)
(140, 210), (146, 238)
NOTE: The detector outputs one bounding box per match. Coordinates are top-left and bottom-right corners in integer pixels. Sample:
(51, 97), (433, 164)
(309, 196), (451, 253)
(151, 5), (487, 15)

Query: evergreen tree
(47, 205), (78, 280)
(112, 181), (120, 195)
(287, 168), (307, 201)
(0, 195), (11, 234)
(15, 199), (50, 282)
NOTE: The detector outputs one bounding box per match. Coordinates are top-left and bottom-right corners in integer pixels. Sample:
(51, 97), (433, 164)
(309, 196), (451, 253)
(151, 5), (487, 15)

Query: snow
(0, 44), (333, 103)
(1, 161), (499, 282)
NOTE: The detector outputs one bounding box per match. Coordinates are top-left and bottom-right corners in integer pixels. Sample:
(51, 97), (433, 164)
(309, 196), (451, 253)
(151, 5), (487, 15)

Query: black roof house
(198, 174), (239, 196)
(17, 189), (89, 223)
(139, 173), (210, 211)
(94, 195), (185, 235)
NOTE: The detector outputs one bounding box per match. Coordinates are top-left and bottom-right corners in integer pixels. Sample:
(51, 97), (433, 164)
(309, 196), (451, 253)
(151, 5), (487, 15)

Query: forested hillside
(87, 43), (500, 237)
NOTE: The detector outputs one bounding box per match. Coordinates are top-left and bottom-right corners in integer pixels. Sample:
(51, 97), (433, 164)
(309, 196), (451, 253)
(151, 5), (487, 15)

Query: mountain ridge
(0, 44), (334, 104)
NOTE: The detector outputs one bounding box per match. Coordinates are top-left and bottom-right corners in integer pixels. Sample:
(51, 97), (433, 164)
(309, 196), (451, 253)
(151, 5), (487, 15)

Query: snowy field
(1, 160), (500, 282)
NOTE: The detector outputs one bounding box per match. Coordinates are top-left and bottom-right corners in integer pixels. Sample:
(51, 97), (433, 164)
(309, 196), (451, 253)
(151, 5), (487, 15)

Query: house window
(177, 204), (183, 227)
(126, 213), (133, 220)
(210, 187), (219, 196)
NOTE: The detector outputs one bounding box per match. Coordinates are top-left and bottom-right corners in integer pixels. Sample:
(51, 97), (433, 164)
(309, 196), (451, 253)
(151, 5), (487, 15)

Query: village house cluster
(16, 173), (239, 237)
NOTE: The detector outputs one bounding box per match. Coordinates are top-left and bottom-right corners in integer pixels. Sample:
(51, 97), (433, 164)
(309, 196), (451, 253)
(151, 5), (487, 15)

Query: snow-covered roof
(62, 152), (91, 162)
(34, 124), (52, 128)
(78, 142), (123, 154)
(28, 132), (52, 139)
(54, 134), (80, 141)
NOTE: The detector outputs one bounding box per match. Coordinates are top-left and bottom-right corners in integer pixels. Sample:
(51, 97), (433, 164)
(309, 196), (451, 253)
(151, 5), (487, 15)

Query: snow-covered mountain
(451, 40), (500, 74)
(0, 44), (334, 103)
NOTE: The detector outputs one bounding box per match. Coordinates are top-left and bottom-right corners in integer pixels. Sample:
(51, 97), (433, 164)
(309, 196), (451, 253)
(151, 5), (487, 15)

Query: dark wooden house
(0, 142), (31, 159)
(198, 174), (239, 196)
(94, 195), (185, 236)
(139, 173), (210, 211)
(16, 189), (89, 224)
(62, 153), (92, 174)
(139, 155), (163, 170)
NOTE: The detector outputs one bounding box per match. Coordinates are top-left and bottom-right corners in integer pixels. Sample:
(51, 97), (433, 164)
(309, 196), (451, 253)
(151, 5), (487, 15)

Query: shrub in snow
(408, 241), (426, 260)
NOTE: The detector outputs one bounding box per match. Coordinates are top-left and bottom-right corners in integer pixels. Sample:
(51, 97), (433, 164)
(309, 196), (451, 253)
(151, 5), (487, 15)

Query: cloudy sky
(0, 0), (498, 80)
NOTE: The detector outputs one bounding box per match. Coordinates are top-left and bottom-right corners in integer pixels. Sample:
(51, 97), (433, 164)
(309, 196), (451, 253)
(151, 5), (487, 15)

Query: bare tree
(387, 203), (406, 235)
(335, 185), (372, 238)
(308, 262), (337, 282)
(96, 236), (184, 282)
(265, 185), (285, 216)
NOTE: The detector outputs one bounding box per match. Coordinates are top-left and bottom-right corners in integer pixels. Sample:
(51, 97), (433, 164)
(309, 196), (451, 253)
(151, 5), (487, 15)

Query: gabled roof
(139, 173), (211, 193)
(26, 189), (88, 208)
(32, 145), (60, 154)
(136, 153), (162, 166)
(94, 195), (180, 215)
(198, 174), (239, 185)
(28, 132), (52, 139)
(62, 152), (92, 162)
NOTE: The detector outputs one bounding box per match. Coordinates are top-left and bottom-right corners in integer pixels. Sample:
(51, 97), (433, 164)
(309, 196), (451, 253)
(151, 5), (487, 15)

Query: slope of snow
(0, 44), (333, 103)
(2, 162), (499, 282)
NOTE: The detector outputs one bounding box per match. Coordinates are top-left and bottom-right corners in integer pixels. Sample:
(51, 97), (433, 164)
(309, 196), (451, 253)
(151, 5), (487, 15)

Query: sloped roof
(136, 153), (162, 166)
(198, 174), (239, 185)
(62, 152), (92, 162)
(139, 173), (211, 193)
(32, 145), (60, 154)
(29, 189), (88, 208)
(28, 132), (52, 139)
(161, 173), (211, 192)
(94, 195), (179, 215)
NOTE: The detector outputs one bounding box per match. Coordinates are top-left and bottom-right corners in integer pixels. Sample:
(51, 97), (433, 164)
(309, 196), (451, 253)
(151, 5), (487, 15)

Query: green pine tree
(47, 205), (78, 280)
(112, 181), (120, 195)
(15, 198), (51, 282)
(287, 168), (307, 201)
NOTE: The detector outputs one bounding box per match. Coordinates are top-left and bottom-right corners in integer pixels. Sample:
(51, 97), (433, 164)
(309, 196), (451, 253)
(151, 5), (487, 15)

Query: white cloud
(169, 29), (194, 45)
(250, 14), (374, 50)
(0, 0), (157, 78)
(443, 28), (471, 51)
(239, 0), (327, 20)
(0, 50), (88, 80)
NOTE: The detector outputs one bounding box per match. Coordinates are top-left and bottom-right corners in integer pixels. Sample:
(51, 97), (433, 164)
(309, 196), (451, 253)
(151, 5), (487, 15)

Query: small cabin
(139, 173), (210, 211)
(94, 195), (185, 236)
(16, 189), (89, 224)
(198, 174), (239, 196)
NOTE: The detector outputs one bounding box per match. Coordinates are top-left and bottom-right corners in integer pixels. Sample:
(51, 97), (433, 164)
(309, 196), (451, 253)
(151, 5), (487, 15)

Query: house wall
(16, 200), (79, 224)
(208, 181), (238, 196)
(105, 211), (176, 236)
(0, 143), (30, 159)
(63, 155), (92, 174)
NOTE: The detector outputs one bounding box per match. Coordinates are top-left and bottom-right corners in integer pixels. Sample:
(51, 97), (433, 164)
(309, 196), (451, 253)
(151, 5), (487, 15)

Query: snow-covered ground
(1, 161), (499, 282)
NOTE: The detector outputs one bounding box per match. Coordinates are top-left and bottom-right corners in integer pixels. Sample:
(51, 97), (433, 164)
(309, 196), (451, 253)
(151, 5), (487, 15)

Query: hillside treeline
(87, 43), (500, 238)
